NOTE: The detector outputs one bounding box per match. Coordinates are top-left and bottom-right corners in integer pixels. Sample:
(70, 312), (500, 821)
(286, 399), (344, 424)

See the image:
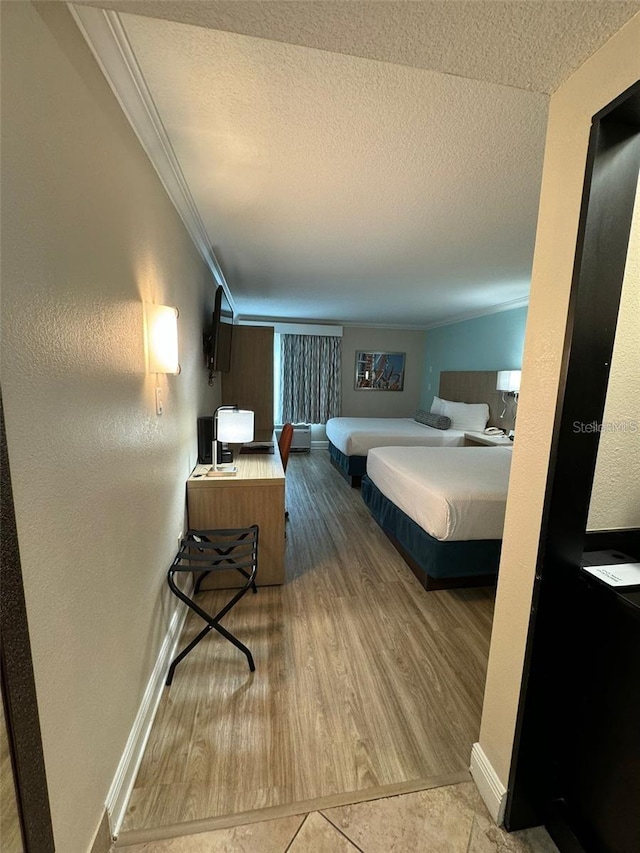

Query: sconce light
(146, 304), (180, 374)
(497, 370), (521, 419)
(208, 405), (255, 476)
(496, 370), (521, 393)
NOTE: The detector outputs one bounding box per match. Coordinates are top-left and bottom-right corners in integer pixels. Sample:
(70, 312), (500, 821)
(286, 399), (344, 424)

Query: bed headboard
(438, 371), (516, 431)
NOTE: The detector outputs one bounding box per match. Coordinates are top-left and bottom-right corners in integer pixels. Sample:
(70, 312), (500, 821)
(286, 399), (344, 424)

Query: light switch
(155, 387), (163, 416)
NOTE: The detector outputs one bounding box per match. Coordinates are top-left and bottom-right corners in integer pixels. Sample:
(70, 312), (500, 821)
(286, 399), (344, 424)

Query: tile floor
(117, 781), (559, 852)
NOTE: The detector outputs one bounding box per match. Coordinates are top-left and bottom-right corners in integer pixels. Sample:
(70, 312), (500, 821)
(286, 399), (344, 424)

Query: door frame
(504, 80), (640, 842)
(1, 390), (56, 852)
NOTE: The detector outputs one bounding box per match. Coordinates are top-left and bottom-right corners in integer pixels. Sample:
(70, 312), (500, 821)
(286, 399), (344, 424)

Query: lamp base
(206, 466), (238, 477)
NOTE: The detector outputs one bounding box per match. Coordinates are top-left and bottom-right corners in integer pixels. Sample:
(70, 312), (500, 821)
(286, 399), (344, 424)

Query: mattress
(366, 445), (513, 541)
(325, 417), (465, 456)
(361, 475), (502, 582)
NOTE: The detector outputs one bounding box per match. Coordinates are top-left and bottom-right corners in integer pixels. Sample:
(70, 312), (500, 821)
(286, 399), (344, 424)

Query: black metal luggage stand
(166, 526), (259, 685)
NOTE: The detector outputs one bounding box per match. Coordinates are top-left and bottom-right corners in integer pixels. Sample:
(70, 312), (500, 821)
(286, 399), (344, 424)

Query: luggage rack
(165, 526), (259, 685)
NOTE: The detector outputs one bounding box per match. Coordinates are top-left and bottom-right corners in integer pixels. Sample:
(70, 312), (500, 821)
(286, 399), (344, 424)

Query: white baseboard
(311, 440), (329, 449)
(105, 584), (192, 839)
(469, 742), (508, 825)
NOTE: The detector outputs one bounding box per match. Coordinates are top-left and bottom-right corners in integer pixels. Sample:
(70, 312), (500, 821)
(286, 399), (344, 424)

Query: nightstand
(464, 431), (514, 448)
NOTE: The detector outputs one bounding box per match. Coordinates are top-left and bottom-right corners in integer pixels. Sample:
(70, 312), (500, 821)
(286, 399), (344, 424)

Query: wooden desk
(186, 444), (285, 588)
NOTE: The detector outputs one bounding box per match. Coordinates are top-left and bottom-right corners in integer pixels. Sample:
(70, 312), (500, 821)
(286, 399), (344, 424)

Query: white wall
(341, 326), (426, 417)
(0, 4), (219, 851)
(588, 179), (640, 530)
(478, 11), (640, 789)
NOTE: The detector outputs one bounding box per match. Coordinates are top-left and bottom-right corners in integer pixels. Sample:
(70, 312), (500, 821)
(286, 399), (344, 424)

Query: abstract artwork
(355, 351), (405, 391)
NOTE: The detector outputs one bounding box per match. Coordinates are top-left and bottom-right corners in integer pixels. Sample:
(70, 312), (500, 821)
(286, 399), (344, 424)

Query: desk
(186, 443), (285, 588)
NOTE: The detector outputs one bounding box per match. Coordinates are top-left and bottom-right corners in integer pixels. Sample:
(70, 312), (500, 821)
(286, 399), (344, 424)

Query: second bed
(362, 444), (513, 589)
(327, 416), (466, 485)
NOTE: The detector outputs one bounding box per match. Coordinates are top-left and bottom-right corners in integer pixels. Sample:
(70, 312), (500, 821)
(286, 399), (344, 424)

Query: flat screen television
(204, 286), (233, 377)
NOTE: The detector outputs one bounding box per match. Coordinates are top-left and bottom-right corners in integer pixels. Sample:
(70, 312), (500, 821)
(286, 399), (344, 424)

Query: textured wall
(0, 4), (219, 852)
(588, 181), (640, 530)
(478, 13), (640, 788)
(420, 307), (528, 412)
(340, 326), (426, 418)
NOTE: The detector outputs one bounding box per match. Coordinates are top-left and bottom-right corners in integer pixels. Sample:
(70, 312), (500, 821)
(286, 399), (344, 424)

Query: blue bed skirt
(328, 441), (366, 486)
(361, 475), (501, 587)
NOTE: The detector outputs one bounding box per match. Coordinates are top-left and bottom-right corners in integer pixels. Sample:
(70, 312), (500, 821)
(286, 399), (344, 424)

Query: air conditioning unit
(275, 423), (311, 452)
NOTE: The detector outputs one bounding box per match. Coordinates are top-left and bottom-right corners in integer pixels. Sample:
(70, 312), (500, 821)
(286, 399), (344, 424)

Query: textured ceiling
(74, 2), (640, 326)
(78, 1), (640, 94)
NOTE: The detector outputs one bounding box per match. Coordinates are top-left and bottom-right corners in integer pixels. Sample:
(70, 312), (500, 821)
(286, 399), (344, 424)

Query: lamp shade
(496, 370), (521, 393)
(146, 304), (180, 374)
(216, 409), (254, 443)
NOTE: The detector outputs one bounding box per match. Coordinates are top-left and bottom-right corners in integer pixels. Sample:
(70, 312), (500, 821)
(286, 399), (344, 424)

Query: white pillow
(430, 395), (447, 416)
(441, 399), (489, 431)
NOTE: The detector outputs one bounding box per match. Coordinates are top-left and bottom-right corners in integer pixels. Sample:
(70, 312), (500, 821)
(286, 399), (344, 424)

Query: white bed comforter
(366, 445), (513, 541)
(326, 417), (465, 456)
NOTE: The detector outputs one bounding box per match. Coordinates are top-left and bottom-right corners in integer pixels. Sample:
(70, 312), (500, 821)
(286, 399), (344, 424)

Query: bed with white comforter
(361, 445), (513, 589)
(326, 416), (465, 484)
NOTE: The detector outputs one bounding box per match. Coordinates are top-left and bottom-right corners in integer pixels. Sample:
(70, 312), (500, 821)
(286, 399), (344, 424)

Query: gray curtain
(281, 334), (341, 424)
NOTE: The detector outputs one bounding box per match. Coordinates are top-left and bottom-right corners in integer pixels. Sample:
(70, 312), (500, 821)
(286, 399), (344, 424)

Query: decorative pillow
(415, 410), (451, 430)
(440, 399), (489, 431)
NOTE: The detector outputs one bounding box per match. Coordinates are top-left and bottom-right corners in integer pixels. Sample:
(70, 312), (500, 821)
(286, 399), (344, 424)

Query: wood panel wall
(222, 325), (274, 437)
(439, 370), (517, 432)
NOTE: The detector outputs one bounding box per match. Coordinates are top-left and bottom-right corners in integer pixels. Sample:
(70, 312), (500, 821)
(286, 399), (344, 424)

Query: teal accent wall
(420, 307), (528, 410)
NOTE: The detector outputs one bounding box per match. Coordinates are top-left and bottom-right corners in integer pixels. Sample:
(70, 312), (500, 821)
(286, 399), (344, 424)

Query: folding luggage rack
(165, 526), (259, 685)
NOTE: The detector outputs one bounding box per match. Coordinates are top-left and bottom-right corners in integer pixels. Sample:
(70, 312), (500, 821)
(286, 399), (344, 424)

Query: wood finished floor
(121, 450), (495, 833)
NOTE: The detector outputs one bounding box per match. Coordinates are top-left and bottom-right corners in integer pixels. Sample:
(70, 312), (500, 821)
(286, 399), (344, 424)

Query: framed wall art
(355, 351), (405, 391)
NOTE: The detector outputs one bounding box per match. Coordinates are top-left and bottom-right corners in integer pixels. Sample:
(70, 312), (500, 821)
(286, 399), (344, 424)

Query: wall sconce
(146, 304), (180, 375)
(496, 370), (521, 393)
(497, 370), (521, 419)
(208, 405), (255, 476)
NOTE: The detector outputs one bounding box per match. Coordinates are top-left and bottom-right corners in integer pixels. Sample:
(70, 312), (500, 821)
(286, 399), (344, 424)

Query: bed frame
(328, 441), (366, 487)
(361, 475), (500, 590)
(329, 370), (515, 487)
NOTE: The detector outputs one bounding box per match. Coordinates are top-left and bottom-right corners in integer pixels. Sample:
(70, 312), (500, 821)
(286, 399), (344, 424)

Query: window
(276, 332), (341, 424)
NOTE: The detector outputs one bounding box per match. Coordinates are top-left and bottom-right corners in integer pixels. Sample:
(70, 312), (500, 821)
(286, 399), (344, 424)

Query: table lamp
(208, 406), (254, 476)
